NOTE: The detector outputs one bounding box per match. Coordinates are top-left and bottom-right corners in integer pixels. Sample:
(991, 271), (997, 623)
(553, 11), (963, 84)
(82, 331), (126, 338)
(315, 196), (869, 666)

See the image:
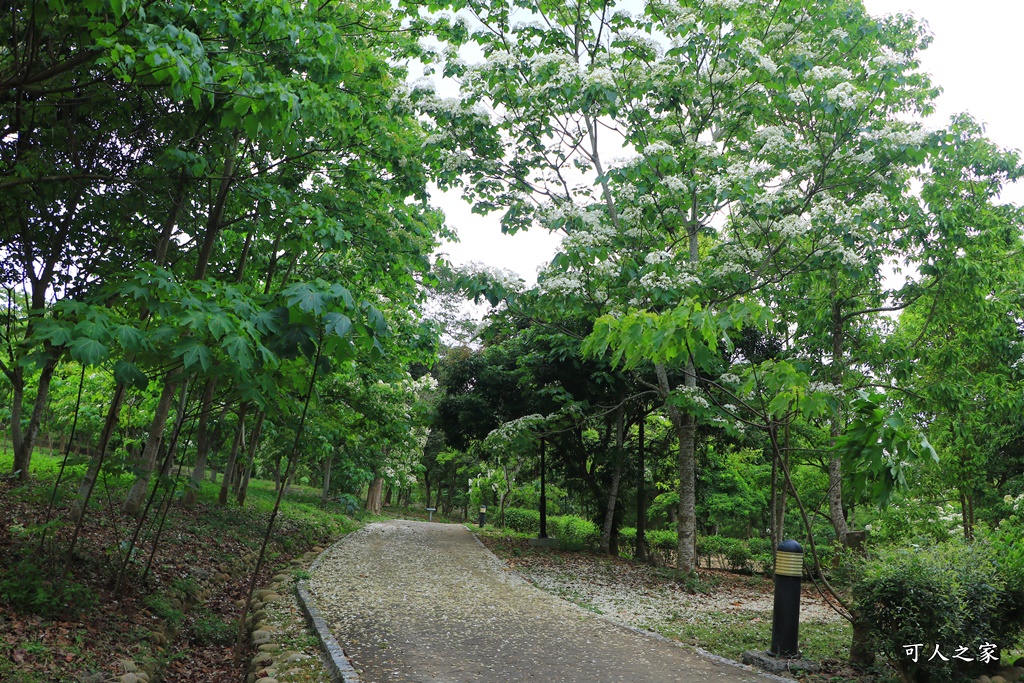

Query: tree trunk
(320, 455), (332, 505)
(192, 138), (238, 281)
(236, 411), (265, 507)
(123, 375), (179, 515)
(9, 369), (24, 470)
(11, 355), (58, 481)
(828, 297), (849, 541)
(219, 404), (248, 506)
(366, 476), (384, 515)
(183, 378), (217, 508)
(656, 363), (697, 575)
(384, 485), (393, 508)
(424, 472), (431, 514)
(600, 398), (626, 555)
(70, 384), (127, 522)
(636, 414), (648, 562)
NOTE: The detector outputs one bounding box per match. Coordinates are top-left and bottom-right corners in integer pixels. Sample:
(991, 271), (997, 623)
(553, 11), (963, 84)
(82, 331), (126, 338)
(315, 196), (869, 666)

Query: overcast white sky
(431, 1), (1024, 284)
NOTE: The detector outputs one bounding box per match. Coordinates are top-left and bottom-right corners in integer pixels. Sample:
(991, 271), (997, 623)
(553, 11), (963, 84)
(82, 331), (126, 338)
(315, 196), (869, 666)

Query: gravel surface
(308, 520), (777, 683)
(507, 550), (843, 629)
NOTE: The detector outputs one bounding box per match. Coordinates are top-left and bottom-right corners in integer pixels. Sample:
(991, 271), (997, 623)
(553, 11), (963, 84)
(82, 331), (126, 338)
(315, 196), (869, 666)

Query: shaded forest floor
(0, 446), (358, 683)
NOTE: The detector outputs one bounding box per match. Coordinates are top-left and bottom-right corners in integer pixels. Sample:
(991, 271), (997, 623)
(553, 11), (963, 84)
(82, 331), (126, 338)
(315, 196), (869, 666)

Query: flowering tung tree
(413, 0), (935, 572)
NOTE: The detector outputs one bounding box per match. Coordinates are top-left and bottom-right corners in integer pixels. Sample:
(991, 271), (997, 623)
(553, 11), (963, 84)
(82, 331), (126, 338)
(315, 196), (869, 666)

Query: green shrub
(722, 538), (753, 573)
(853, 541), (1020, 683)
(552, 515), (599, 550)
(647, 529), (677, 551)
(747, 537), (773, 575)
(617, 527), (637, 556)
(503, 507), (540, 534)
(143, 593), (184, 630)
(0, 558), (97, 618)
(336, 493), (361, 515)
(696, 534), (724, 566)
(189, 607), (235, 646)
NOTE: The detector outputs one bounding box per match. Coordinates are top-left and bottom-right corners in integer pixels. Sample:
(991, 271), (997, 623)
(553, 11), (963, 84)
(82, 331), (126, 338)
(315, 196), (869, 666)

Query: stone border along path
(303, 520), (789, 683)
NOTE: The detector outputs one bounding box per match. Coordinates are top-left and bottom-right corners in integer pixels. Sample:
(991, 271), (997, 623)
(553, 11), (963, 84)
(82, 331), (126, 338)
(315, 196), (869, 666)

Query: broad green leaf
(70, 338), (108, 366)
(113, 360), (149, 390)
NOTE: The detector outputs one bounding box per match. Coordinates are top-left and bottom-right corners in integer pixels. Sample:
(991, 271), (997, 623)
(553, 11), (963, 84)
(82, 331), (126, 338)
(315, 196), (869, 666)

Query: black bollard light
(769, 539), (804, 658)
(479, 505), (486, 528)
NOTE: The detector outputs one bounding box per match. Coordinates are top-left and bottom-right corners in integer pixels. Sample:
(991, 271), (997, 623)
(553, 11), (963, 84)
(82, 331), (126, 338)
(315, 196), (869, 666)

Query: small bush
(336, 493), (361, 515)
(722, 538), (752, 573)
(696, 534), (724, 567)
(143, 594), (184, 630)
(503, 507), (540, 534)
(552, 515), (599, 550)
(647, 529), (677, 551)
(618, 527), (637, 556)
(0, 558), (97, 618)
(189, 607), (235, 646)
(852, 541), (1020, 683)
(747, 537), (773, 575)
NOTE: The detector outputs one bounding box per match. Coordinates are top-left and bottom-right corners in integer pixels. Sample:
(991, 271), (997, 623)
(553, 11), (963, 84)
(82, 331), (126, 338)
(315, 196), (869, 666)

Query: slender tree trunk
(384, 485), (393, 507)
(193, 138), (238, 281)
(424, 472), (431, 514)
(123, 375), (180, 515)
(183, 378), (217, 508)
(828, 297), (850, 542)
(9, 369), (24, 467)
(600, 398), (626, 555)
(320, 455), (332, 505)
(12, 355), (57, 480)
(636, 413), (648, 562)
(218, 403), (247, 506)
(70, 384), (127, 522)
(960, 488), (974, 540)
(236, 411), (264, 506)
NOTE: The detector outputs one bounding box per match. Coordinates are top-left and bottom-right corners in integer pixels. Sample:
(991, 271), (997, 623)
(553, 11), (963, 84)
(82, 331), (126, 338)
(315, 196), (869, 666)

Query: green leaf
(113, 360), (149, 390)
(114, 325), (145, 352)
(285, 283), (326, 315)
(222, 335), (254, 370)
(174, 340), (212, 371)
(324, 312), (352, 339)
(70, 338), (108, 366)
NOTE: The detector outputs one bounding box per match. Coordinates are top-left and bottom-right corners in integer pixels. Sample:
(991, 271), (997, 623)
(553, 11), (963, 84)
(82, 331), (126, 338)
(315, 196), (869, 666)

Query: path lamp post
(769, 539), (804, 658)
(479, 505), (486, 528)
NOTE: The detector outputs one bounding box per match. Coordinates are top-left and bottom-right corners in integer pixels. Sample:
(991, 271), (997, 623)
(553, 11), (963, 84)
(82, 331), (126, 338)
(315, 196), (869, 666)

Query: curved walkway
(308, 520), (776, 683)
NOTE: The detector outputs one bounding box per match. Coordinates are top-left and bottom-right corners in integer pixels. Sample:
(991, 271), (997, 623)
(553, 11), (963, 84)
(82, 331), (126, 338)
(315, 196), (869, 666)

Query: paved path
(308, 520), (775, 683)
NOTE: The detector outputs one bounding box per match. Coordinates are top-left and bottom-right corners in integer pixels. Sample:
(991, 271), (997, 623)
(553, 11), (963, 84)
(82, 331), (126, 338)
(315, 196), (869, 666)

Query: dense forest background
(3, 1), (1024, 681)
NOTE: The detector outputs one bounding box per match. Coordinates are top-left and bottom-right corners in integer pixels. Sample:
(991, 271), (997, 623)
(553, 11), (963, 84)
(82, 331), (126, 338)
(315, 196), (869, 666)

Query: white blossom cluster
(676, 384), (710, 409)
(538, 270), (587, 296)
(872, 46), (910, 68)
(704, 0), (751, 9)
(644, 250), (673, 264)
(807, 382), (842, 396)
(643, 141), (675, 156)
(639, 270), (702, 291)
(778, 214), (812, 238)
(808, 65), (853, 81)
(826, 81), (864, 109)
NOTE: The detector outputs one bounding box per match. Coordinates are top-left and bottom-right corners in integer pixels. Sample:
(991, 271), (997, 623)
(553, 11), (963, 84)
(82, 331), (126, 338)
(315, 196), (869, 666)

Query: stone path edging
(467, 526), (794, 683)
(295, 533), (363, 683)
(296, 580), (361, 683)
